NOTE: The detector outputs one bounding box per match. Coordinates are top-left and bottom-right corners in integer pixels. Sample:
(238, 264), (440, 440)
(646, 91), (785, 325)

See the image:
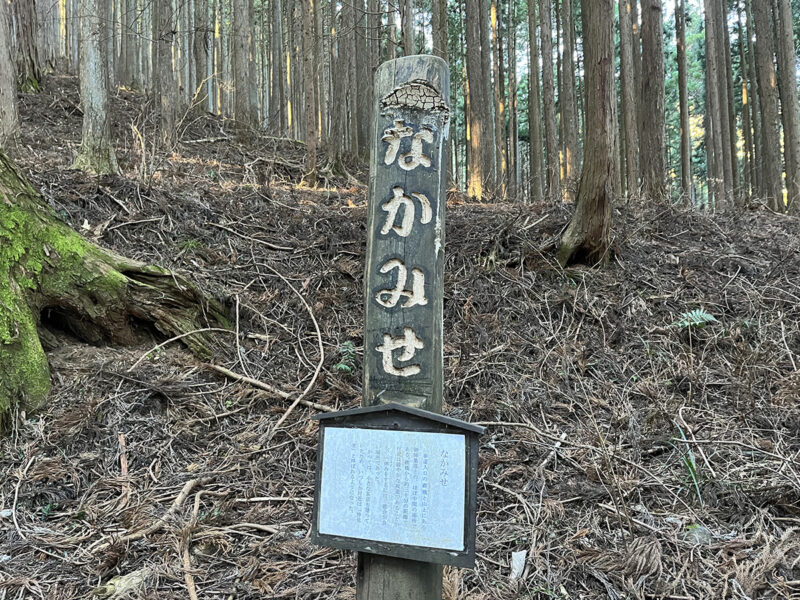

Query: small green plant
(670, 309), (717, 329)
(179, 238), (202, 251)
(333, 341), (357, 375)
(146, 346), (164, 361)
(672, 423), (704, 506)
(39, 502), (59, 521)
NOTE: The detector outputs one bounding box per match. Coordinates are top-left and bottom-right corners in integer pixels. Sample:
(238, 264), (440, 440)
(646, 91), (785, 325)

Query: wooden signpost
(311, 55), (458, 600)
(363, 55), (450, 418)
(358, 55), (451, 600)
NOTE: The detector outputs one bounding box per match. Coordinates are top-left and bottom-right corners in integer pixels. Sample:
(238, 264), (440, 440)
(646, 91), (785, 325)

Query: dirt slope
(1, 76), (798, 599)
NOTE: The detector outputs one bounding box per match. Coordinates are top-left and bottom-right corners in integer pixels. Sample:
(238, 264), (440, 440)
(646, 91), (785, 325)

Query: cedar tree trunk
(676, 0), (692, 201)
(301, 0), (317, 185)
(0, 151), (228, 424)
(0, 0), (18, 142)
(639, 0), (665, 201)
(751, 0), (782, 210)
(72, 0), (119, 175)
(560, 0), (578, 203)
(557, 0), (613, 266)
(14, 0), (42, 92)
(774, 0), (800, 212)
(540, 0), (560, 202)
(527, 0), (544, 203)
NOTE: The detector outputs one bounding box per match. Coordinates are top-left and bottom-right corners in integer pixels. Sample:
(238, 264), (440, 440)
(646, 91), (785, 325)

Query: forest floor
(1, 76), (799, 600)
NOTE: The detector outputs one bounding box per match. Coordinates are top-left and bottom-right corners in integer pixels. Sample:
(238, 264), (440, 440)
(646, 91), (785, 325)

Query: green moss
(0, 299), (50, 416)
(71, 146), (119, 176)
(0, 156), (125, 416)
(0, 150), (227, 421)
(18, 76), (41, 94)
(0, 189), (98, 342)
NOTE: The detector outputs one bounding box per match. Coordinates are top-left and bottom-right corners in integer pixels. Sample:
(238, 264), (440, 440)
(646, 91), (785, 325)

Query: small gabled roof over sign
(311, 402), (485, 435)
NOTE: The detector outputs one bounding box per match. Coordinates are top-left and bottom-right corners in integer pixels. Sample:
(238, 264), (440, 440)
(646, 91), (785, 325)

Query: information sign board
(317, 427), (466, 551)
(311, 403), (483, 568)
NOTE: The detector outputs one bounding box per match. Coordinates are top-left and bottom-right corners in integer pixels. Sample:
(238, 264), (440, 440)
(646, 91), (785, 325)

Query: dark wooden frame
(311, 404), (483, 568)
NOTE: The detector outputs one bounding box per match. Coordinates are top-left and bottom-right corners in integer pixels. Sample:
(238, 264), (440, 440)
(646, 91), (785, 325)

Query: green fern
(670, 309), (717, 329)
(333, 341), (357, 375)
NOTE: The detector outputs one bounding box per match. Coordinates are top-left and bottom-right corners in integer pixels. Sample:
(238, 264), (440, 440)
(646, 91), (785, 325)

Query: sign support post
(358, 55), (450, 600)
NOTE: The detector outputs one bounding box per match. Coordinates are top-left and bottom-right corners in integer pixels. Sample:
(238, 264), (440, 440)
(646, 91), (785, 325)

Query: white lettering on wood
(376, 327), (424, 377)
(376, 259), (428, 308)
(380, 186), (432, 237)
(381, 119), (434, 171)
(382, 119), (414, 166)
(399, 127), (434, 171)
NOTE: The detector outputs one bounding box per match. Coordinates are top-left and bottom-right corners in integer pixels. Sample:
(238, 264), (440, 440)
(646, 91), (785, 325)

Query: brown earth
(1, 75), (798, 599)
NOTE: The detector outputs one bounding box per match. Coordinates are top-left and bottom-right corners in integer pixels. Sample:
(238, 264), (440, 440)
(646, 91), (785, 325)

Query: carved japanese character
(380, 186), (432, 237)
(398, 127), (434, 171)
(381, 119), (434, 170)
(375, 327), (424, 377)
(376, 259), (428, 308)
(382, 119), (413, 166)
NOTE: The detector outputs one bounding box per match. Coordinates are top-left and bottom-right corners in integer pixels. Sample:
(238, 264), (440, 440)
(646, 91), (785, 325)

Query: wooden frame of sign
(311, 403), (483, 568)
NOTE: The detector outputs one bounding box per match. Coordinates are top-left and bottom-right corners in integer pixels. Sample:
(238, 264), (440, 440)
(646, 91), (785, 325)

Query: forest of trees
(2, 3), (800, 598)
(0, 0), (798, 216)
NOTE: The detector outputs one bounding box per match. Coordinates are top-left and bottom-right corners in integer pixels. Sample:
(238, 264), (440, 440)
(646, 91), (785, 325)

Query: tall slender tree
(704, 2), (724, 208)
(13, 0), (42, 92)
(619, 0), (638, 198)
(675, 0), (692, 201)
(560, 0), (578, 203)
(270, 0), (285, 133)
(466, 0), (492, 198)
(773, 0), (800, 213)
(355, 0), (369, 152)
(68, 0), (79, 73)
(343, 0), (359, 156)
(721, 1), (738, 199)
(401, 0), (414, 54)
(751, 0), (783, 210)
(558, 0), (614, 266)
(540, 0), (560, 202)
(194, 0), (210, 110)
(492, 0), (506, 197)
(631, 0), (642, 142)
(707, 0), (733, 204)
(737, 6), (755, 199)
(233, 0), (258, 127)
(527, 0), (544, 203)
(480, 0), (497, 192)
(328, 3), (347, 169)
(744, 0), (762, 195)
(154, 0), (178, 146)
(72, 0), (118, 174)
(301, 0), (317, 185)
(388, 3), (399, 60)
(432, 0), (448, 60)
(639, 0), (665, 200)
(507, 0), (520, 198)
(119, 0), (135, 86)
(0, 0), (18, 143)
(318, 0), (329, 137)
(35, 0), (59, 72)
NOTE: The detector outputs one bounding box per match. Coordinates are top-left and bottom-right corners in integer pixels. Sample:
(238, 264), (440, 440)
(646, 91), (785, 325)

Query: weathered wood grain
(363, 55), (450, 414)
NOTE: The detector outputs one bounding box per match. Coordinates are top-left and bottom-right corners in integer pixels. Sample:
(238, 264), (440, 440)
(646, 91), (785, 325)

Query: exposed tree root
(0, 150), (229, 422)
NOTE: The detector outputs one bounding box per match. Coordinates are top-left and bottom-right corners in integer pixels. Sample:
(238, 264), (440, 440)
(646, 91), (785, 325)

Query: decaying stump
(0, 150), (228, 422)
